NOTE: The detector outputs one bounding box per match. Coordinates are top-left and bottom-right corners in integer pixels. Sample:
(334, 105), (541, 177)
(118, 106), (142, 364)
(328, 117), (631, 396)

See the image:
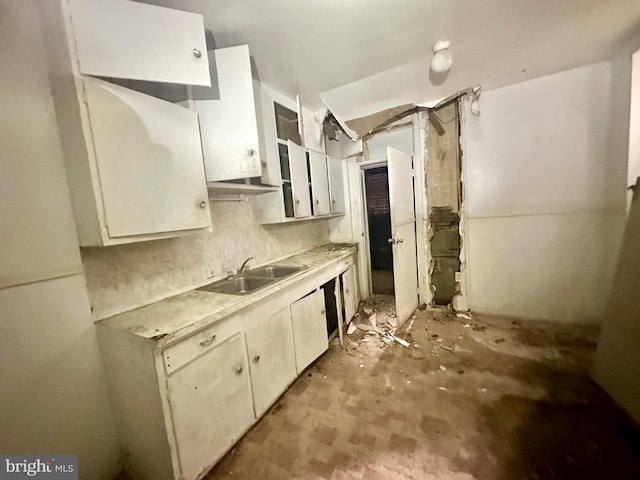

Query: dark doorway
(364, 166), (394, 295)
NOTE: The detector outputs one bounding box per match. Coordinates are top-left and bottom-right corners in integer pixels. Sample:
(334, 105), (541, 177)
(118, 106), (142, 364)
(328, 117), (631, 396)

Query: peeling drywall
(82, 198), (330, 320)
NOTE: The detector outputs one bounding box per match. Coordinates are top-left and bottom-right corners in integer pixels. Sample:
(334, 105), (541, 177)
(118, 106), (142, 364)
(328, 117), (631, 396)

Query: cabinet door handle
(295, 199), (300, 205)
(315, 199), (319, 205)
(320, 309), (326, 314)
(248, 148), (255, 156)
(261, 160), (267, 167)
(235, 365), (244, 375)
(253, 355), (260, 363)
(199, 200), (207, 209)
(199, 334), (216, 346)
(192, 48), (202, 58)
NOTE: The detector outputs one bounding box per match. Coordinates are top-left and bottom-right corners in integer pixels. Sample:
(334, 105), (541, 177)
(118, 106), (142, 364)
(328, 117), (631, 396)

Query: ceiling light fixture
(431, 40), (452, 73)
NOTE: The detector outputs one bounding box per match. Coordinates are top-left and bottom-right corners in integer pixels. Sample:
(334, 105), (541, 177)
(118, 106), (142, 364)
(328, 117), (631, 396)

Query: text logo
(0, 455), (77, 479)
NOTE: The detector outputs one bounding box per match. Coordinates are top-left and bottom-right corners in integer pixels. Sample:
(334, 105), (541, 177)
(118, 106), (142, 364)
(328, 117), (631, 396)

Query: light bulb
(431, 40), (452, 73)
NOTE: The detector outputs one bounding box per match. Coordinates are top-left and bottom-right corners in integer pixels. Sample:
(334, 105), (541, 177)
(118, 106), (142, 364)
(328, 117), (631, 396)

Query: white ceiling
(142, 0), (640, 123)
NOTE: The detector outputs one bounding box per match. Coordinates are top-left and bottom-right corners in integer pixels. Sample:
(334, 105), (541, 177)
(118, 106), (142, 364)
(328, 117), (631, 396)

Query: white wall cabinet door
(256, 86), (281, 187)
(83, 77), (211, 238)
(290, 290), (328, 374)
(167, 333), (254, 480)
(328, 156), (346, 214)
(245, 308), (296, 417)
(196, 45), (262, 182)
(66, 0), (210, 86)
(342, 266), (358, 325)
(308, 151), (331, 215)
(289, 141), (312, 218)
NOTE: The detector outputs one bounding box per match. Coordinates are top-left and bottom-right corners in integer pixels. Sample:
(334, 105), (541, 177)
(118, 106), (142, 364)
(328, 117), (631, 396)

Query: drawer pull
(235, 365), (244, 375)
(199, 334), (217, 346)
(253, 355), (260, 363)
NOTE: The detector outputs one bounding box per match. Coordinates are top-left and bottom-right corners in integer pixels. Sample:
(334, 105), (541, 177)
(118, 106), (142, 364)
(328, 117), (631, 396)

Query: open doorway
(363, 165), (394, 294)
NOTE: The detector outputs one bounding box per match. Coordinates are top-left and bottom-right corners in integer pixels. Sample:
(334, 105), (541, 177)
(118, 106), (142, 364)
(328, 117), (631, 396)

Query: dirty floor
(122, 295), (640, 479)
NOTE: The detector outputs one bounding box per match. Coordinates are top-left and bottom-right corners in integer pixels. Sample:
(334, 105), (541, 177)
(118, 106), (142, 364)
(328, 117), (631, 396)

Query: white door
(67, 0), (210, 86)
(245, 308), (296, 417)
(308, 151), (331, 215)
(328, 156), (346, 214)
(387, 147), (419, 326)
(290, 290), (328, 373)
(83, 77), (211, 238)
(196, 46), (262, 181)
(167, 333), (254, 480)
(289, 141), (312, 218)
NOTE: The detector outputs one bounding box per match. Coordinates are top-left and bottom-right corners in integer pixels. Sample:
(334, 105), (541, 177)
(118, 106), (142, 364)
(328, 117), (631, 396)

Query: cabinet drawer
(337, 255), (354, 273)
(163, 319), (240, 375)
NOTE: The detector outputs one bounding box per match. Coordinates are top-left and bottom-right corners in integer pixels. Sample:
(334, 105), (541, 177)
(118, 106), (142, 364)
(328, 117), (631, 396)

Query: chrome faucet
(238, 256), (254, 274)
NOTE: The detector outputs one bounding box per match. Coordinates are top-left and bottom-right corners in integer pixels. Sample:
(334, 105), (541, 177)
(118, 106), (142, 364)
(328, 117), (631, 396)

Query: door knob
(388, 237), (404, 244)
(192, 48), (202, 58)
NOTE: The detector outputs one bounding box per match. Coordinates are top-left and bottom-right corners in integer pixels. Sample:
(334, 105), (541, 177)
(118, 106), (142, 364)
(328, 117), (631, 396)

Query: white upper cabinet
(84, 78), (211, 238)
(289, 142), (312, 218)
(196, 45), (262, 182)
(46, 0), (213, 246)
(328, 156), (346, 214)
(308, 151), (330, 215)
(67, 0), (210, 86)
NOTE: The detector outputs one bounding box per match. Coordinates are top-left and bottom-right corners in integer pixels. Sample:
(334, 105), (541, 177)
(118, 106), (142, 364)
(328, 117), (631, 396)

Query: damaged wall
(82, 199), (330, 320)
(463, 61), (627, 323)
(425, 101), (462, 305)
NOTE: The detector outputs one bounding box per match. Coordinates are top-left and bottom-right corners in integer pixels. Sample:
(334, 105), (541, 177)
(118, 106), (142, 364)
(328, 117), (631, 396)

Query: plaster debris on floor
(200, 296), (640, 480)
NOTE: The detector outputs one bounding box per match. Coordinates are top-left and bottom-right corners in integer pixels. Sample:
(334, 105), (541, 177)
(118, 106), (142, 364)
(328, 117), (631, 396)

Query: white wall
(463, 62), (628, 323)
(627, 48), (640, 202)
(593, 193), (640, 422)
(0, 2), (121, 478)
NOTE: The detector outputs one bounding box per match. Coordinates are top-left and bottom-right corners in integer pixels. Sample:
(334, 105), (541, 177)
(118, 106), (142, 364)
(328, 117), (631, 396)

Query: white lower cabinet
(290, 289), (329, 374)
(167, 333), (254, 480)
(341, 265), (358, 325)
(97, 251), (356, 480)
(245, 307), (297, 417)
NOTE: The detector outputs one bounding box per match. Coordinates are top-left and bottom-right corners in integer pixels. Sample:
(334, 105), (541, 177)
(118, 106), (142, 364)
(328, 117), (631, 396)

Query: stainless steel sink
(198, 265), (306, 295)
(243, 265), (305, 279)
(198, 276), (273, 295)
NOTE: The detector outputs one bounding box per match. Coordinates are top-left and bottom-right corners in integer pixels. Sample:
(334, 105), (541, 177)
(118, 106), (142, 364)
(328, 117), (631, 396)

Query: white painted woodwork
(341, 265), (358, 325)
(168, 333), (254, 480)
(66, 0), (210, 86)
(387, 147), (419, 326)
(327, 156), (346, 214)
(163, 316), (242, 375)
(289, 141), (312, 218)
(83, 77), (211, 237)
(256, 85), (281, 186)
(245, 307), (296, 416)
(196, 45), (262, 181)
(290, 289), (329, 373)
(309, 150), (331, 215)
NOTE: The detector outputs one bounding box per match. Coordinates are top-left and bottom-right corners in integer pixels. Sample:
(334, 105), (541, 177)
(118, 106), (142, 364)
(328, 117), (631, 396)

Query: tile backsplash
(81, 197), (330, 320)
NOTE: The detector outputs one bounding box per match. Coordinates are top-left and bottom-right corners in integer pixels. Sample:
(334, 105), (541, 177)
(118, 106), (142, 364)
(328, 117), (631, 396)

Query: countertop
(97, 243), (357, 345)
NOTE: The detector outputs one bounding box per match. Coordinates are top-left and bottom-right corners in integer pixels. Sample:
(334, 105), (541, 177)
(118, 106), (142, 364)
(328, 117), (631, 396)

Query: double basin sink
(198, 265), (306, 296)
